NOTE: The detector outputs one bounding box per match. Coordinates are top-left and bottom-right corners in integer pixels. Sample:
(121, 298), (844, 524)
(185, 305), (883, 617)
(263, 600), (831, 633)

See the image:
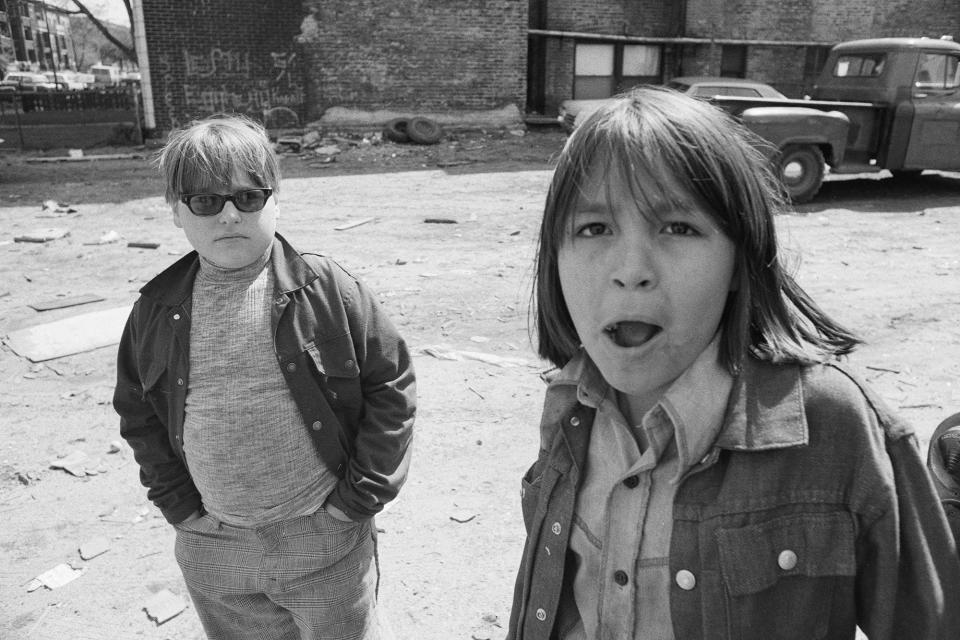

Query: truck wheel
(778, 145), (824, 204)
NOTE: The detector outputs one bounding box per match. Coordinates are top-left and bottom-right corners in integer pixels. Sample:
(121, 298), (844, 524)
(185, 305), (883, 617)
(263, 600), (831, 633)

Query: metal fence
(0, 86), (143, 150)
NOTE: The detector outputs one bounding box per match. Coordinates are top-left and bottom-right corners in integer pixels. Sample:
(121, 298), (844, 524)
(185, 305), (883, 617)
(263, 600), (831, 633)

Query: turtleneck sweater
(181, 248), (337, 527)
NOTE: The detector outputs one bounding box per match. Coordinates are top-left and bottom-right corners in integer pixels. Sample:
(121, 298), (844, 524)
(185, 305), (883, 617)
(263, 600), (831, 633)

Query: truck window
(834, 54), (886, 77)
(915, 53), (960, 89)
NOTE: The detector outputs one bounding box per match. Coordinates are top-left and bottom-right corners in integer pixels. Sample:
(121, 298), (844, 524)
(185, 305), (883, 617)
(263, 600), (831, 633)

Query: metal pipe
(527, 28), (832, 48)
(130, 0), (154, 130)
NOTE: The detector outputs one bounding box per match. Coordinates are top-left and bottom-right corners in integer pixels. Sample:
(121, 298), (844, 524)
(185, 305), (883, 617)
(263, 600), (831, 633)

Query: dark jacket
(508, 357), (960, 640)
(114, 233), (416, 524)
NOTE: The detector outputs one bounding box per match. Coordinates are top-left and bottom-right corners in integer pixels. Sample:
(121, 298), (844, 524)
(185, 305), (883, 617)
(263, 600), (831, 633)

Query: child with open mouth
(507, 87), (960, 640)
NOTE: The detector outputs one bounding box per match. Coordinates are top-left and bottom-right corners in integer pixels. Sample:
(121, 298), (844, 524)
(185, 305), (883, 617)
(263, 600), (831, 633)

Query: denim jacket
(508, 357), (960, 640)
(114, 233), (416, 524)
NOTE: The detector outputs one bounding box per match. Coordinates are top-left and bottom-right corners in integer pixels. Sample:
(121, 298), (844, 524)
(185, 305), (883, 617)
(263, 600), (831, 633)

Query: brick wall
(142, 0), (305, 133)
(539, 0), (960, 112)
(142, 0), (527, 133)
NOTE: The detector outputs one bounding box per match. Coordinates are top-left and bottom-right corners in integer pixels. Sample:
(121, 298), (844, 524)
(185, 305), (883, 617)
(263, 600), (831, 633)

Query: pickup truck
(712, 36), (960, 202)
(559, 37), (960, 203)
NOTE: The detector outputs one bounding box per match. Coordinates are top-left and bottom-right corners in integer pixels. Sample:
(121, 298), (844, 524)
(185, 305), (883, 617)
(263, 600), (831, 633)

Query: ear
(171, 203), (184, 229)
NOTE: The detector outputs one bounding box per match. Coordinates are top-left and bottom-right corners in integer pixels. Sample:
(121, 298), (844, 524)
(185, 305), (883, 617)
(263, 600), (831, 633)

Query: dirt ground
(1, 127), (959, 640)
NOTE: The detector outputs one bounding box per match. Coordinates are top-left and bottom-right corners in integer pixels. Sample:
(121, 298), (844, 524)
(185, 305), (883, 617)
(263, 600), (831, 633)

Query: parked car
(0, 71), (57, 92)
(89, 64), (122, 87)
(44, 71), (89, 90)
(557, 76), (787, 131)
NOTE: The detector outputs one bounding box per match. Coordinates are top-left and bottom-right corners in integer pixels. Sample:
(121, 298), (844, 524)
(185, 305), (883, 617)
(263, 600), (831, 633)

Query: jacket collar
(139, 233), (319, 307)
(545, 353), (810, 457)
(714, 356), (809, 451)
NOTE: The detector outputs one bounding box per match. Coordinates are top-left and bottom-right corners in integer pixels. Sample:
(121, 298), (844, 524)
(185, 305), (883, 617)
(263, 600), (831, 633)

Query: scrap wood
(334, 217), (376, 231)
(3, 304), (132, 362)
(13, 228), (69, 243)
(29, 293), (105, 312)
(25, 153), (142, 163)
(420, 345), (532, 368)
(128, 241), (160, 249)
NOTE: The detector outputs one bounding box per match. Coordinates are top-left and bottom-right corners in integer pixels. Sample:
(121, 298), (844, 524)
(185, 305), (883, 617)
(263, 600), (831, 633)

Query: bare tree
(68, 0), (135, 62)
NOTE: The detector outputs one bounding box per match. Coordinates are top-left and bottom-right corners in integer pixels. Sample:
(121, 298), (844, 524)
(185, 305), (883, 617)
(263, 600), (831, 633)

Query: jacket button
(623, 475), (639, 488)
(613, 570), (629, 586)
(312, 421), (322, 431)
(176, 378), (184, 386)
(172, 313), (180, 320)
(286, 363), (296, 372)
(676, 569), (696, 590)
(569, 416), (580, 426)
(535, 608), (546, 621)
(551, 522), (561, 535)
(345, 359), (355, 369)
(778, 549), (798, 571)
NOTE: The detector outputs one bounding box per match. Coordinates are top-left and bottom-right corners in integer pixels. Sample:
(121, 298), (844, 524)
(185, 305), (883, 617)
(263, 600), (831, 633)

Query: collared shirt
(560, 336), (733, 640)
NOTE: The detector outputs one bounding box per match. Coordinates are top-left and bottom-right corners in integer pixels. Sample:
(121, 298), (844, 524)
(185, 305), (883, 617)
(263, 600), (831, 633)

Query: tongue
(612, 321), (659, 348)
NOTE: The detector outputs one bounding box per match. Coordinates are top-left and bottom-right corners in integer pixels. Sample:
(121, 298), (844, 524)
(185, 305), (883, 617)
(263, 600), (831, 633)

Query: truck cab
(811, 37), (960, 174)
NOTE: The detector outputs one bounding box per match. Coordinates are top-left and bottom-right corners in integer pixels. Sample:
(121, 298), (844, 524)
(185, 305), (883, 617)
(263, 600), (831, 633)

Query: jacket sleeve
(325, 272), (416, 521)
(113, 300), (201, 524)
(855, 430), (960, 640)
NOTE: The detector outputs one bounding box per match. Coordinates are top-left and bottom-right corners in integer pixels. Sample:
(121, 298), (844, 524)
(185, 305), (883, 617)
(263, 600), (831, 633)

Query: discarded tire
(383, 118), (410, 143)
(407, 117), (443, 145)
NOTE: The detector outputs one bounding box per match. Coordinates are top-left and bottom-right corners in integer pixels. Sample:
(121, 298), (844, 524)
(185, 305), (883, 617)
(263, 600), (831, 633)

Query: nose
(217, 201), (242, 224)
(611, 235), (656, 290)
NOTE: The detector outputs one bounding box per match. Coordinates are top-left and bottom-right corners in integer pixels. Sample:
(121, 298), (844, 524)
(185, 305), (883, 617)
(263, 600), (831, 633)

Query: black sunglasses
(179, 188), (273, 216)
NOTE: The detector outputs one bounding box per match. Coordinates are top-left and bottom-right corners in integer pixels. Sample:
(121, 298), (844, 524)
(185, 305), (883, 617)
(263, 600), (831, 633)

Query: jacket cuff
(162, 495), (203, 525)
(326, 481), (380, 521)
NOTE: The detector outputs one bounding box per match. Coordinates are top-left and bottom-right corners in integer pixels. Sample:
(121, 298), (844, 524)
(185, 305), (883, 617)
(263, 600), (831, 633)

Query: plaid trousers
(174, 506), (385, 640)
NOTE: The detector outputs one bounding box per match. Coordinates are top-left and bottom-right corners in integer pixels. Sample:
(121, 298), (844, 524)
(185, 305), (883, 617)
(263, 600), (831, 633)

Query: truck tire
(778, 144), (824, 204)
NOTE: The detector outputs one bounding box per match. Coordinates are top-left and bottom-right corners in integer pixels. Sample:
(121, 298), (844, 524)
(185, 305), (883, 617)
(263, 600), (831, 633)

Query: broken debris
(49, 451), (91, 477)
(14, 228), (70, 243)
(334, 217), (377, 231)
(29, 293), (105, 312)
(78, 536), (110, 560)
(28, 563), (84, 591)
(450, 509), (478, 524)
(41, 200), (77, 214)
(143, 589), (188, 625)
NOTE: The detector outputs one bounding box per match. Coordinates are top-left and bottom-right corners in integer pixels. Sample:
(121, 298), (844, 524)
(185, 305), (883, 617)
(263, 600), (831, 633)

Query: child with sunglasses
(114, 114), (415, 639)
(507, 88), (960, 640)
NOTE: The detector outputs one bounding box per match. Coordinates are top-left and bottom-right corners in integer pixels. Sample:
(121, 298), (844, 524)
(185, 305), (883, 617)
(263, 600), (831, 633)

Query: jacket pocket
(716, 511), (856, 639)
(305, 336), (362, 411)
(520, 454), (546, 533)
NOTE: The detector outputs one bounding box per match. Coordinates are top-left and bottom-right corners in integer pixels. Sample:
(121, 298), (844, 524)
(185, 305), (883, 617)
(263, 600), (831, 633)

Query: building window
(23, 25), (31, 40)
(21, 2), (29, 17)
(803, 46), (831, 79)
(720, 45), (747, 78)
(574, 42), (661, 99)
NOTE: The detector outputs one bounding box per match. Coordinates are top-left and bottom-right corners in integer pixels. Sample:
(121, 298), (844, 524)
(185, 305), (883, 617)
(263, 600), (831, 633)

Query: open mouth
(604, 321), (662, 348)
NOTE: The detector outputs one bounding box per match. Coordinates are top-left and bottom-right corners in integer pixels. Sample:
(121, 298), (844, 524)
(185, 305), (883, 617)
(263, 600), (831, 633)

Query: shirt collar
(546, 343), (812, 456)
(550, 335), (734, 473)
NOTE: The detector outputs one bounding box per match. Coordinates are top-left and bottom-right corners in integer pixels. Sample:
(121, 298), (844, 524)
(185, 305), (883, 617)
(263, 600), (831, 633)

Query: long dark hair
(533, 86), (860, 372)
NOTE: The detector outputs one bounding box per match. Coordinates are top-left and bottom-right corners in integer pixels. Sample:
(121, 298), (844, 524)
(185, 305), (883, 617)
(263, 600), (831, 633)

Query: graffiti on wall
(164, 46), (305, 127)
